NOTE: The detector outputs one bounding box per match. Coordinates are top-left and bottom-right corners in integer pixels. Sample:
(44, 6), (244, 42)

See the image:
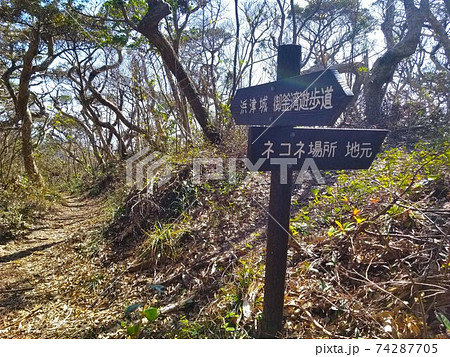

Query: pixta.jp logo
(126, 149), (172, 194)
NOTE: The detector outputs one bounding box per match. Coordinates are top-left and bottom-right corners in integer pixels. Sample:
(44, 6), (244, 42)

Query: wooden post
(260, 45), (301, 338)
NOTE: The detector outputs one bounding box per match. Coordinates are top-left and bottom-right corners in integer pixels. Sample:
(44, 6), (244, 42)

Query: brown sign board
(247, 127), (388, 171)
(231, 68), (354, 127)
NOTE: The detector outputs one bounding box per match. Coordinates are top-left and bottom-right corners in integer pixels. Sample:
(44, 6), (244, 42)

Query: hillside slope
(0, 143), (449, 338)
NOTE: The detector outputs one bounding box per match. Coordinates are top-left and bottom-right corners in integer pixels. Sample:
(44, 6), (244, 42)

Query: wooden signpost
(230, 45), (388, 338)
(247, 126), (388, 172)
(231, 68), (354, 127)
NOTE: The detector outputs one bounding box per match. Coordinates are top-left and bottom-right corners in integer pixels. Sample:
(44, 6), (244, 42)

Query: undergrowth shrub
(0, 176), (60, 242)
(297, 143), (450, 237)
(55, 162), (124, 197)
(286, 142), (450, 337)
(140, 222), (191, 268)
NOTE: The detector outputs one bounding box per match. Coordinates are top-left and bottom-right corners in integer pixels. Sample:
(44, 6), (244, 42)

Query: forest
(0, 0), (449, 339)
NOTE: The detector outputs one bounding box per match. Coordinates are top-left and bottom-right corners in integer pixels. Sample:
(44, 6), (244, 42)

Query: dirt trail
(0, 196), (104, 337)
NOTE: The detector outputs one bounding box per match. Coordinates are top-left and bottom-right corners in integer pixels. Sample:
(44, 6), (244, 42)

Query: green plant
(141, 222), (188, 266)
(121, 303), (159, 338)
(212, 258), (264, 338)
(436, 312), (450, 333)
(86, 274), (105, 291)
(222, 311), (240, 332)
(174, 316), (206, 338)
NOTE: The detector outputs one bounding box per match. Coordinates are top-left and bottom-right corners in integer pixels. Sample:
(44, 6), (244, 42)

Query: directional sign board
(247, 127), (388, 171)
(231, 68), (354, 127)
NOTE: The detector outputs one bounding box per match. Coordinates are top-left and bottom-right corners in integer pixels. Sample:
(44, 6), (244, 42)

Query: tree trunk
(290, 0), (297, 44)
(17, 31), (43, 185)
(276, 0), (286, 46)
(55, 106), (105, 166)
(137, 0), (220, 144)
(20, 109), (42, 184)
(231, 0), (240, 97)
(364, 0), (428, 125)
(424, 2), (450, 64)
(163, 63), (191, 143)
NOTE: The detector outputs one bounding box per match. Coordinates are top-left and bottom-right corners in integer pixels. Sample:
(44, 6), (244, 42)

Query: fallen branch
(3, 305), (43, 329)
(0, 287), (34, 294)
(159, 295), (197, 315)
(301, 308), (335, 337)
(154, 249), (244, 286)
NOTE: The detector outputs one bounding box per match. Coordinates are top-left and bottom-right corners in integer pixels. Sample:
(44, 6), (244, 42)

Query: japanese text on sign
(260, 140), (373, 159)
(239, 86), (334, 115)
